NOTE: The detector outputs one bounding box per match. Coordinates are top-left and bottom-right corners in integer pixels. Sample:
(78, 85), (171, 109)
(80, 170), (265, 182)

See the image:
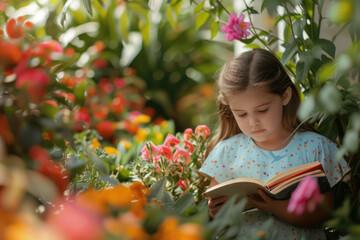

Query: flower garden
(0, 0), (360, 239)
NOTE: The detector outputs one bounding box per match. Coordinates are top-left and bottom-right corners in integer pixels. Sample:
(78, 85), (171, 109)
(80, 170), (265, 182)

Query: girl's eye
(258, 109), (268, 113)
(237, 113), (247, 118)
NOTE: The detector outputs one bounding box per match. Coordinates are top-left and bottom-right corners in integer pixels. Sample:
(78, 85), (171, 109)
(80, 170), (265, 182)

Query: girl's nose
(249, 117), (260, 127)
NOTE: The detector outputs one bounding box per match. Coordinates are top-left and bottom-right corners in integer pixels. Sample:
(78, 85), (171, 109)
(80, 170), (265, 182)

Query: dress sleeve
(314, 136), (350, 188)
(199, 141), (229, 183)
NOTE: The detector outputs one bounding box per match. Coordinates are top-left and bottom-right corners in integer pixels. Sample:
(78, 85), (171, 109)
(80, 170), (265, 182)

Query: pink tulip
(156, 145), (173, 161)
(287, 176), (323, 215)
(163, 134), (181, 148)
(184, 128), (193, 141)
(140, 141), (157, 161)
(173, 147), (191, 165)
(221, 13), (251, 41)
(183, 140), (194, 153)
(194, 125), (211, 139)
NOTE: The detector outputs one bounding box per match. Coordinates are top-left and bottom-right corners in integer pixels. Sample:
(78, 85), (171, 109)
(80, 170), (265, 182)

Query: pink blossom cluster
(221, 13), (251, 41)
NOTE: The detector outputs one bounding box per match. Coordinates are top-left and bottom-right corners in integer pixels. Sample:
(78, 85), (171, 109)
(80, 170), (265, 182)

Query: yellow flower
(160, 120), (168, 128)
(155, 132), (163, 143)
(104, 146), (119, 156)
(133, 114), (151, 124)
(135, 128), (148, 142)
(119, 140), (131, 150)
(90, 138), (101, 149)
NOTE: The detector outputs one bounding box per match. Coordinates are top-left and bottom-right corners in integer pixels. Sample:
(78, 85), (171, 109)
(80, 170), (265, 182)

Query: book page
(270, 170), (326, 194)
(266, 161), (322, 188)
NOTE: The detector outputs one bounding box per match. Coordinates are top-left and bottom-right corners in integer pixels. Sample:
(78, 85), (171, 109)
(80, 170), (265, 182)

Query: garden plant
(0, 0), (359, 239)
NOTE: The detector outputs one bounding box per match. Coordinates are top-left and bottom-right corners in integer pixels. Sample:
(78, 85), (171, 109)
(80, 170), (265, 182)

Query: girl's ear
(282, 87), (292, 106)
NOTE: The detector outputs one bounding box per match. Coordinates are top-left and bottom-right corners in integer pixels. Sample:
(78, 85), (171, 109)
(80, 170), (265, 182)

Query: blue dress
(200, 131), (350, 239)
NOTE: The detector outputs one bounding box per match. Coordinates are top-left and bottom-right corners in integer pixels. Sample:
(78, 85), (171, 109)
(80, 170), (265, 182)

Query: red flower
(15, 68), (51, 103)
(29, 146), (69, 193)
(163, 134), (181, 148)
(194, 125), (210, 139)
(96, 121), (115, 138)
(74, 107), (91, 132)
(177, 179), (189, 190)
(0, 114), (14, 144)
(0, 40), (22, 64)
(221, 13), (251, 41)
(33, 40), (63, 64)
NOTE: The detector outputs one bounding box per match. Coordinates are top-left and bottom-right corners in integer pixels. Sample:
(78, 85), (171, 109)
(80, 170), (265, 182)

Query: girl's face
(228, 86), (292, 149)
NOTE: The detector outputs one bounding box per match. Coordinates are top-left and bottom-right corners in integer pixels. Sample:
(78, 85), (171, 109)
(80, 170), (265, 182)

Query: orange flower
(5, 17), (25, 40)
(194, 125), (211, 139)
(153, 217), (203, 240)
(0, 40), (23, 64)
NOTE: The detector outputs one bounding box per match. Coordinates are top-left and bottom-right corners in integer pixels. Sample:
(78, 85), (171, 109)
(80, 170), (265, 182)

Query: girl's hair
(206, 48), (315, 156)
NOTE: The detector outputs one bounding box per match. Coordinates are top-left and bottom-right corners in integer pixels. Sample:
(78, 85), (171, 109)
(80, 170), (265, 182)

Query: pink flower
(195, 125), (211, 139)
(173, 147), (191, 165)
(141, 141), (158, 161)
(183, 140), (194, 153)
(163, 134), (181, 148)
(47, 200), (104, 240)
(184, 128), (193, 141)
(156, 145), (173, 161)
(287, 176), (323, 215)
(221, 13), (251, 41)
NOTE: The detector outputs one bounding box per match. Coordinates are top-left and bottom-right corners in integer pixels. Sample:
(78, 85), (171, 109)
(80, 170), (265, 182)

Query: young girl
(200, 48), (349, 239)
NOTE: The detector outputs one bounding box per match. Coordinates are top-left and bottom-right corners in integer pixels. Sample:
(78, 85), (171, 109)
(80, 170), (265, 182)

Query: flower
(5, 17), (25, 40)
(140, 141), (158, 161)
(183, 140), (194, 153)
(96, 121), (115, 139)
(164, 134), (181, 148)
(287, 176), (323, 215)
(173, 147), (191, 165)
(104, 146), (119, 156)
(184, 128), (193, 141)
(221, 13), (250, 41)
(194, 125), (210, 139)
(176, 179), (189, 190)
(15, 68), (51, 103)
(157, 145), (173, 160)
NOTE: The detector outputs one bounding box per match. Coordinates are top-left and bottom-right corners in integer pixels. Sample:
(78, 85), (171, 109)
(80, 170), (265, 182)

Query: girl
(200, 48), (349, 239)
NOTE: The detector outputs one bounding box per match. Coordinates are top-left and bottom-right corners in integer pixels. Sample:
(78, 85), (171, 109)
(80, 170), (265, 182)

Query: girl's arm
(208, 179), (228, 219)
(247, 189), (334, 228)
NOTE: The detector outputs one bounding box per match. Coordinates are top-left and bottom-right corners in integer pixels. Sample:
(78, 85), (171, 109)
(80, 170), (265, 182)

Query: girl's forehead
(228, 87), (279, 110)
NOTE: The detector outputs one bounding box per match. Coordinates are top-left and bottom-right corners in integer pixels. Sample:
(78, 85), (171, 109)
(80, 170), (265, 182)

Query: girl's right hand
(208, 196), (228, 219)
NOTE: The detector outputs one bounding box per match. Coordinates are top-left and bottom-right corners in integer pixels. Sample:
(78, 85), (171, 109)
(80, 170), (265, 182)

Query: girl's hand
(247, 188), (287, 214)
(208, 196), (228, 219)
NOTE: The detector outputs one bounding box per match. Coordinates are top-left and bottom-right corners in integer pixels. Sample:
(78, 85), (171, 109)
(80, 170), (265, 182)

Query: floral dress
(200, 131), (350, 240)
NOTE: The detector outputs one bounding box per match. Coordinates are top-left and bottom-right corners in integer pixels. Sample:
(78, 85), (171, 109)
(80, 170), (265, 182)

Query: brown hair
(206, 48), (315, 157)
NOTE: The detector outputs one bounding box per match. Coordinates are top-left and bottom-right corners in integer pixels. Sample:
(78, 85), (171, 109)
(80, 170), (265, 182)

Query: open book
(202, 161), (330, 210)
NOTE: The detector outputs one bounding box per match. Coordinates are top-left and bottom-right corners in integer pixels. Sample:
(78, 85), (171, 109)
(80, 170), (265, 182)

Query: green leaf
(296, 52), (313, 83)
(147, 177), (167, 202)
(74, 80), (87, 106)
(82, 0), (93, 17)
(298, 94), (316, 121)
(171, 193), (194, 214)
(195, 10), (210, 29)
(317, 61), (337, 84)
(314, 39), (336, 58)
(210, 19), (218, 39)
(343, 131), (359, 153)
(60, 0), (76, 28)
(119, 6), (129, 42)
(65, 154), (86, 170)
(166, 5), (176, 28)
(310, 45), (322, 60)
(281, 41), (298, 65)
(194, 1), (204, 14)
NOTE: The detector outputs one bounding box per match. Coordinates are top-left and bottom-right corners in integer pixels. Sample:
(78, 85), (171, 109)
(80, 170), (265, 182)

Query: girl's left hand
(247, 188), (287, 214)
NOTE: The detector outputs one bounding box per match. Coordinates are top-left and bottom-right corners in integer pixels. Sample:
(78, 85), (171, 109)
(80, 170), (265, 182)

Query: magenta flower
(163, 134), (181, 148)
(173, 147), (191, 165)
(140, 141), (158, 161)
(184, 128), (193, 141)
(221, 13), (251, 41)
(287, 176), (323, 215)
(195, 125), (211, 139)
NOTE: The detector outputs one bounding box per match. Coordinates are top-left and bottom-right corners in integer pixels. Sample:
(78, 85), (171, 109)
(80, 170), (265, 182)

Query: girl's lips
(252, 129), (265, 134)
